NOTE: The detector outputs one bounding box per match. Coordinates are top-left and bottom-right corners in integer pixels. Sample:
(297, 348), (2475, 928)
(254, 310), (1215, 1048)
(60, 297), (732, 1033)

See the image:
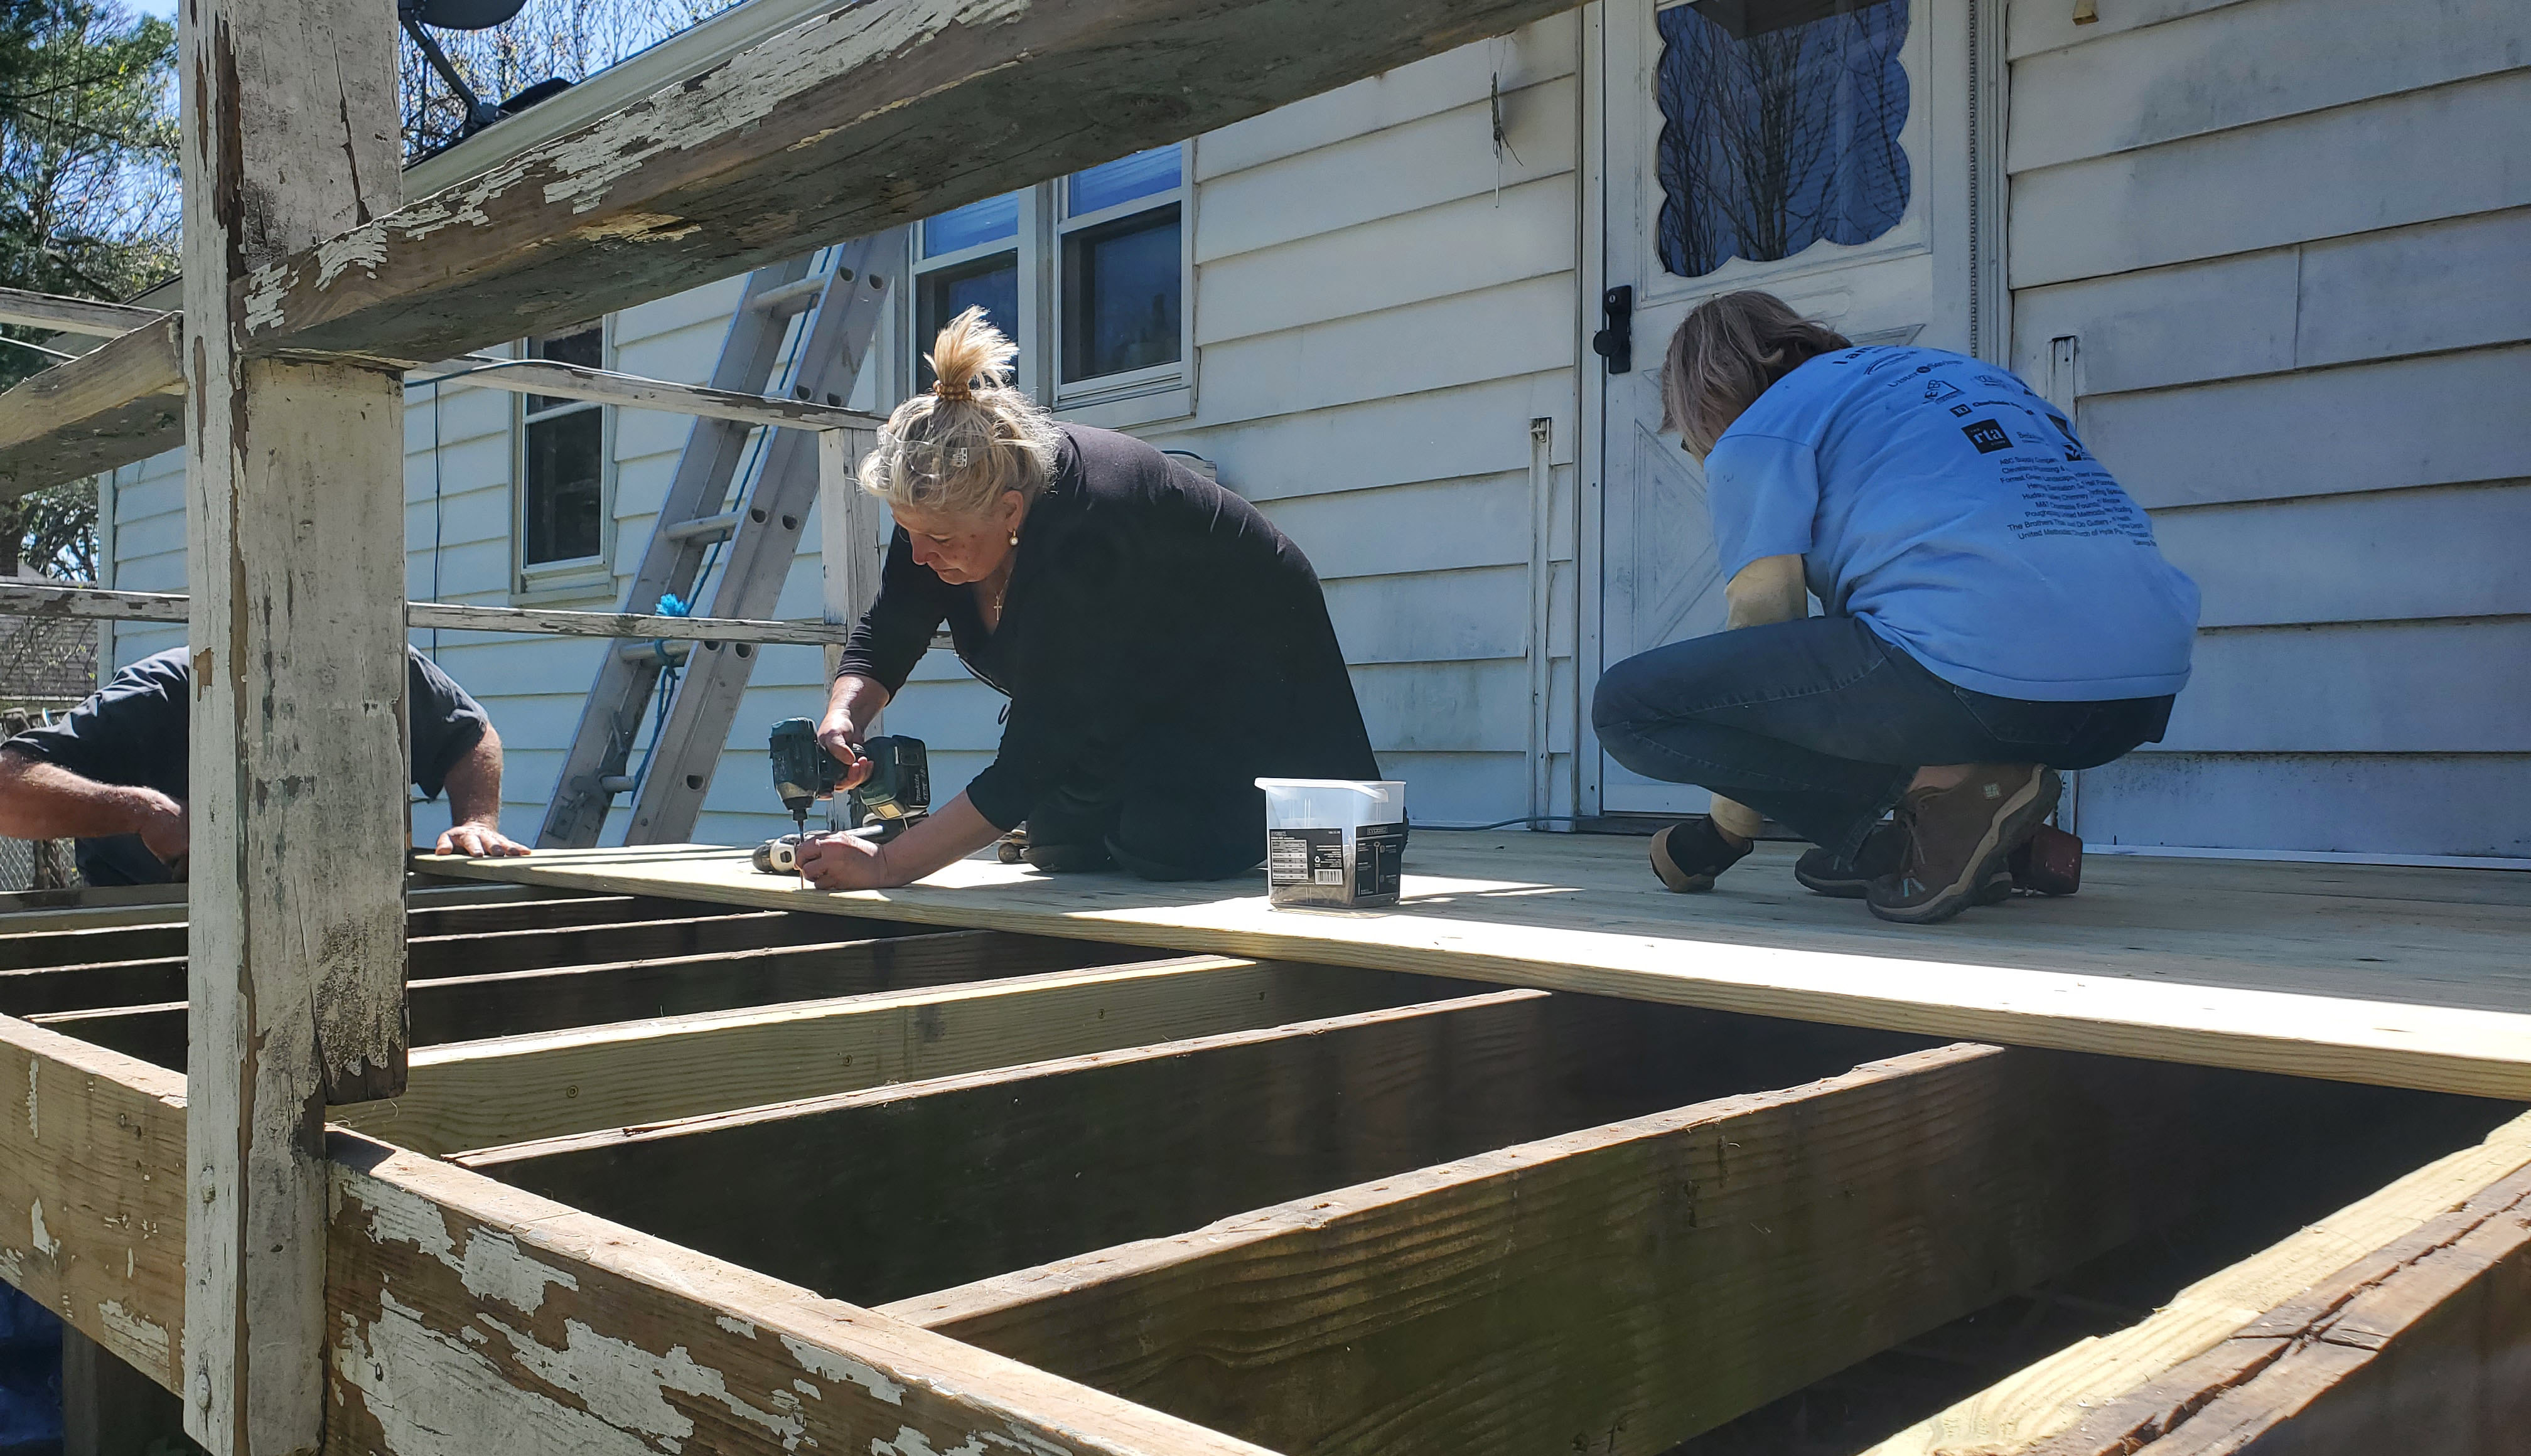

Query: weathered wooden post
(178, 2), (408, 1452)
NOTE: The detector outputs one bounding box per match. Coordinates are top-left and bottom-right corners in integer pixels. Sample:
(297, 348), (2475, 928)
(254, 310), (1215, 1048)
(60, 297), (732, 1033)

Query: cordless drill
(760, 719), (930, 881)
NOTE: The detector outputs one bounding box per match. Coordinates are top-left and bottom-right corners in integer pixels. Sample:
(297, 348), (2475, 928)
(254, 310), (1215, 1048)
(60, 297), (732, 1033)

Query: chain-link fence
(0, 613), (101, 892)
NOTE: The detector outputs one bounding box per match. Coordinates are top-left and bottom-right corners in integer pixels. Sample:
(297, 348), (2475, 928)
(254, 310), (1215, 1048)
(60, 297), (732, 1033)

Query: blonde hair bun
(861, 307), (1061, 517)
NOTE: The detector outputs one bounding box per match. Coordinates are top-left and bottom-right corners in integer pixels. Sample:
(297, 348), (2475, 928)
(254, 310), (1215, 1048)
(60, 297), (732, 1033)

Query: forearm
(441, 726), (504, 828)
(824, 673), (893, 733)
(1710, 555), (1806, 842)
(0, 755), (173, 840)
(871, 792), (1001, 886)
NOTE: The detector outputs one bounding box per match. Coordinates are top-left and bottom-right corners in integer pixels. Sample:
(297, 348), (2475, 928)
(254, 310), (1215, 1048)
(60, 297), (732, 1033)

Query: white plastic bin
(1255, 778), (1407, 909)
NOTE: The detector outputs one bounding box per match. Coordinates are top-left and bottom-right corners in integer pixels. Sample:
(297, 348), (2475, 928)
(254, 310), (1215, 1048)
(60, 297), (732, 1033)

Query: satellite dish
(407, 0), (528, 30)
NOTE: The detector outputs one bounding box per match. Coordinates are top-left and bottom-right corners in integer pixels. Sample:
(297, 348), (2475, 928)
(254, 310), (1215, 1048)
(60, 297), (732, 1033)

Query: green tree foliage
(0, 1), (178, 581)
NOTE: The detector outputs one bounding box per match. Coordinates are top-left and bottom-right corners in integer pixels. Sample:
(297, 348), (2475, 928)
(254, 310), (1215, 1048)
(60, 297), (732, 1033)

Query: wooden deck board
(412, 835), (2531, 1100)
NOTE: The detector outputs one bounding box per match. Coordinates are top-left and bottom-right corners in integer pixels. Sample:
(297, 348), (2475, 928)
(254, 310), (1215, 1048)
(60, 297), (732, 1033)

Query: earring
(1008, 532), (1019, 546)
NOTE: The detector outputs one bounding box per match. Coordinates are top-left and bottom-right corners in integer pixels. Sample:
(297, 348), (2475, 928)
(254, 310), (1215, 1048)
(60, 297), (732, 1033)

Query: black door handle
(1590, 285), (1634, 375)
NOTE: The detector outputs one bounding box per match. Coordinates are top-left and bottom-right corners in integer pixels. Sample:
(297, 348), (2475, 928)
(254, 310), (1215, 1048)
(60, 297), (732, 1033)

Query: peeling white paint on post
(179, 1), (409, 1452)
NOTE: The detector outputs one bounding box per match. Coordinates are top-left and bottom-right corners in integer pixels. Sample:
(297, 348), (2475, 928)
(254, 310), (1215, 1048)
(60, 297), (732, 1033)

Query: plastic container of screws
(1255, 778), (1407, 910)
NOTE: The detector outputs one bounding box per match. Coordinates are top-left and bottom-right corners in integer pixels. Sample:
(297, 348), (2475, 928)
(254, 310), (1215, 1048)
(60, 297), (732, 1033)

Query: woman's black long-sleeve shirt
(835, 424), (1379, 831)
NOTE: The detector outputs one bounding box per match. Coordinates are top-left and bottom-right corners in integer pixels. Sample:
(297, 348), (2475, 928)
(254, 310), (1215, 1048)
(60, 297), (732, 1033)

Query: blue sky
(129, 0), (179, 18)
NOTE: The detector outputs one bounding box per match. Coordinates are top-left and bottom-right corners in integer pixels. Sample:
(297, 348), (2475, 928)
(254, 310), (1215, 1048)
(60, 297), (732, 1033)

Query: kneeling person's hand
(796, 832), (891, 890)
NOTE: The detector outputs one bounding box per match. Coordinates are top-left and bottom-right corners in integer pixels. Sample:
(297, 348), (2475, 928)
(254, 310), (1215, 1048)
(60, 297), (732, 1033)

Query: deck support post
(178, 2), (407, 1452)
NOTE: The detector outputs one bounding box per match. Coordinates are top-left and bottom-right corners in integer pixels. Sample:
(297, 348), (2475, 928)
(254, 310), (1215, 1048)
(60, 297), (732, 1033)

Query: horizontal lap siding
(1161, 19), (1582, 826)
(855, 19), (1587, 828)
(2007, 0), (2531, 857)
(95, 266), (886, 852)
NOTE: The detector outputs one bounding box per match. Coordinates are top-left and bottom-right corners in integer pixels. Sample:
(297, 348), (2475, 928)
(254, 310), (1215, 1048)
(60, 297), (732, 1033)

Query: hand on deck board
(434, 820), (531, 858)
(797, 792), (1003, 891)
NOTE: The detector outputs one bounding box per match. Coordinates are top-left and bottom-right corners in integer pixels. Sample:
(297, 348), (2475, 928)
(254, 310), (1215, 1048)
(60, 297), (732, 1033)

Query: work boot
(1802, 822), (2014, 904)
(1794, 822), (1905, 898)
(1648, 816), (1753, 893)
(1869, 767), (2061, 924)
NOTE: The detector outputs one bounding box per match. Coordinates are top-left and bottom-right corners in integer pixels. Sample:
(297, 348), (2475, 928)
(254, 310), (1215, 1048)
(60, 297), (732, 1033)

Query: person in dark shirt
(798, 308), (1377, 889)
(0, 645), (528, 884)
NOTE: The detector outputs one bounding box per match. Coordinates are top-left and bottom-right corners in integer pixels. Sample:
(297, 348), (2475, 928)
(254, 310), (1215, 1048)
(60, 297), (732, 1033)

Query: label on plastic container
(1266, 822), (1407, 909)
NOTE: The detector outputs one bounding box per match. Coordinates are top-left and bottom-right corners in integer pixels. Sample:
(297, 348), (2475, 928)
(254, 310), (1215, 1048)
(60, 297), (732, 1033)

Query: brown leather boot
(1869, 766), (2060, 924)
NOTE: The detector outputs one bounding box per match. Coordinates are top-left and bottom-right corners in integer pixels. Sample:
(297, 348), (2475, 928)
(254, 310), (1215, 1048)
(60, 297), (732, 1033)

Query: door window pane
(1062, 206), (1180, 382)
(1067, 146), (1182, 217)
(1655, 0), (1911, 279)
(523, 407), (605, 565)
(916, 252), (1020, 387)
(923, 193), (1021, 257)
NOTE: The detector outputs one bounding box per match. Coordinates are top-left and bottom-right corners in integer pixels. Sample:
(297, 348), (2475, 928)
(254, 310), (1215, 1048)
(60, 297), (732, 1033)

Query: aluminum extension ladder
(536, 239), (894, 848)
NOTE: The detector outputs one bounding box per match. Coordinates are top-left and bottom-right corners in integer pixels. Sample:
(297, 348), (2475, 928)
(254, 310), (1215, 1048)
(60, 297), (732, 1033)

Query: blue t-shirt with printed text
(1704, 345), (2200, 702)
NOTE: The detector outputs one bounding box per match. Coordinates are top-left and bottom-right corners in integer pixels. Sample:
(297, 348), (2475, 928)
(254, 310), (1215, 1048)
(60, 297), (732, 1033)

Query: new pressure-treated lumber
(1863, 1106), (2531, 1455)
(466, 991), (1928, 1307)
(2036, 1164), (2531, 1455)
(0, 1014), (186, 1394)
(325, 1133), (1279, 1456)
(412, 840), (2531, 1099)
(337, 955), (1472, 1156)
(40, 928), (1124, 1068)
(885, 1045), (2395, 1456)
(181, 4), (409, 1450)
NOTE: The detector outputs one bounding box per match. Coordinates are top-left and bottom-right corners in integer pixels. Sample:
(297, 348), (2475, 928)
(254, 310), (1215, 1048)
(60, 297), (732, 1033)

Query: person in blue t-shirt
(1591, 291), (2200, 924)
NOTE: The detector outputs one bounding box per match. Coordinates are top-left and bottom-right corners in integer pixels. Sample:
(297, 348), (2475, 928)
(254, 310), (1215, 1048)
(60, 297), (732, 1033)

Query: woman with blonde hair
(795, 308), (1378, 889)
(1591, 291), (2200, 923)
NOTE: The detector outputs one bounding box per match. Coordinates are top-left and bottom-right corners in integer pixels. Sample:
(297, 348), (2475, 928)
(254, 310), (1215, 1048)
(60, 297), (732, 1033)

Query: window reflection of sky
(1068, 146), (1181, 217)
(923, 193), (1021, 257)
(1656, 0), (1910, 279)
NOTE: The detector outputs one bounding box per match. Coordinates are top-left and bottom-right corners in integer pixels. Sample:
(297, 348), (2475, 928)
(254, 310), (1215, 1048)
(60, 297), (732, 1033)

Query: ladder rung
(615, 640), (692, 663)
(746, 276), (830, 317)
(598, 775), (637, 794)
(663, 510), (744, 543)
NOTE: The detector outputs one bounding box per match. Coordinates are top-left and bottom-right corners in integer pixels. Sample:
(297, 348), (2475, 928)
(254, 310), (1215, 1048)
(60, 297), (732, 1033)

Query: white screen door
(1590, 0), (1999, 815)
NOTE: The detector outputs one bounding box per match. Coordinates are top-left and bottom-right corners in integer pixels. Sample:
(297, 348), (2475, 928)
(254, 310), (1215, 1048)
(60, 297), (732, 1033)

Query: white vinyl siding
(2007, 0), (2531, 857)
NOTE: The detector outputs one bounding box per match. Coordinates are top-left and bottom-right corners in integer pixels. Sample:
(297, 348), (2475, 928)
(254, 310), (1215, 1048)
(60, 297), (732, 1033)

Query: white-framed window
(513, 318), (614, 600)
(909, 142), (1193, 420)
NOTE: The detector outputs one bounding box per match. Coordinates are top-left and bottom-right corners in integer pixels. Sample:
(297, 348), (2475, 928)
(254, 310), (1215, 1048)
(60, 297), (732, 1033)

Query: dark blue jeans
(1591, 616), (2174, 861)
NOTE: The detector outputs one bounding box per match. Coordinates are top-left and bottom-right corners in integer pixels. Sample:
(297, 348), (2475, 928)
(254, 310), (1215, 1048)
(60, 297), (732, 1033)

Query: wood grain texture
(465, 991), (1929, 1309)
(409, 837), (2531, 1100)
(445, 355), (883, 432)
(1864, 1106), (2531, 1455)
(0, 316), (182, 496)
(239, 0), (1584, 372)
(888, 1044), (2362, 1456)
(0, 1014), (186, 1395)
(43, 928), (1133, 1070)
(325, 1132), (1276, 1456)
(0, 904), (775, 1016)
(0, 284), (163, 339)
(179, 6), (411, 1445)
(338, 956), (1465, 1156)
(2027, 1163), (2531, 1455)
